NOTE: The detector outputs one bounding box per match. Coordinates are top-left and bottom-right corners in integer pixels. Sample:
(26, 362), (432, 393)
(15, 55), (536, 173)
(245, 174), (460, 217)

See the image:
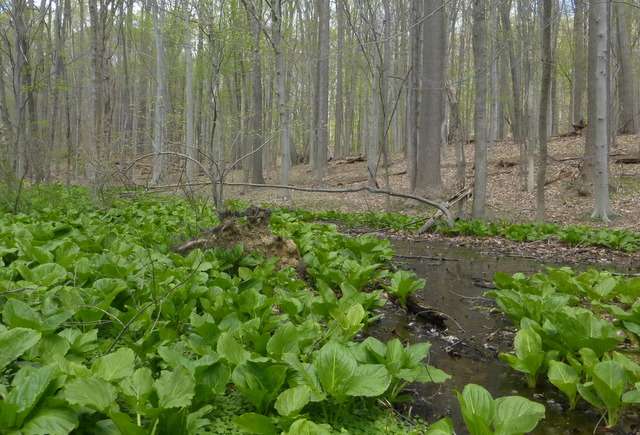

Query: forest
(1, 0), (640, 434)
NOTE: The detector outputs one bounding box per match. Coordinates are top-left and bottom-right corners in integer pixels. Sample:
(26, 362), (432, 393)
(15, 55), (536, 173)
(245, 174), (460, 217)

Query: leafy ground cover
(286, 208), (640, 253)
(489, 268), (640, 428)
(0, 186), (458, 434)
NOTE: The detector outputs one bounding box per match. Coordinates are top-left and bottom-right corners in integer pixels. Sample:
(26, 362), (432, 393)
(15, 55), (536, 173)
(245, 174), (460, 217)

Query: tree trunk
(536, 0), (553, 221)
(314, 0), (329, 183)
(272, 0), (291, 198)
(335, 0), (345, 159)
(184, 8), (196, 182)
(590, 0), (611, 221)
(248, 0), (265, 184)
(572, 0), (586, 129)
(472, 0), (488, 219)
(151, 0), (167, 185)
(407, 0), (421, 192)
(614, 2), (637, 135)
(418, 0), (445, 193)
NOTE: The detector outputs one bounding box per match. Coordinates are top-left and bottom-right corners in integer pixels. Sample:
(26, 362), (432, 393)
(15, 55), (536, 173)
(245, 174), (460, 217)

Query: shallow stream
(374, 239), (640, 435)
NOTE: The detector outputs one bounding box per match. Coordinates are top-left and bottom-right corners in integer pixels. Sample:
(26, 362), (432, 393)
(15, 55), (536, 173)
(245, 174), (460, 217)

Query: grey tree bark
(472, 0), (488, 218)
(614, 2), (637, 135)
(572, 0), (586, 129)
(590, 0), (611, 221)
(335, 0), (345, 159)
(407, 0), (421, 192)
(151, 0), (167, 185)
(272, 0), (291, 198)
(184, 7), (196, 182)
(245, 0), (265, 184)
(314, 0), (329, 183)
(418, 0), (445, 193)
(536, 0), (553, 221)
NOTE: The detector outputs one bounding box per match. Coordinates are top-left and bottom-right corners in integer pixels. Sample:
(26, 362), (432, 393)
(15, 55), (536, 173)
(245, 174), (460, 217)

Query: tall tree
(590, 0), (611, 221)
(418, 0), (445, 193)
(151, 0), (167, 184)
(536, 0), (553, 221)
(184, 4), (196, 182)
(571, 0), (586, 130)
(472, 0), (488, 218)
(406, 0), (421, 192)
(614, 2), (637, 135)
(245, 0), (265, 184)
(314, 0), (329, 183)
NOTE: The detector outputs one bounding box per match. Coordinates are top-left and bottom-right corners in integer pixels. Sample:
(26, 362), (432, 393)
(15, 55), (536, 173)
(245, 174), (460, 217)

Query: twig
(393, 254), (460, 262)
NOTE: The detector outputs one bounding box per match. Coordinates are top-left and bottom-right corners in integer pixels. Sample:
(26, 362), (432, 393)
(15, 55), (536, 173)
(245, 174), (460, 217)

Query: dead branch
(222, 181), (454, 225)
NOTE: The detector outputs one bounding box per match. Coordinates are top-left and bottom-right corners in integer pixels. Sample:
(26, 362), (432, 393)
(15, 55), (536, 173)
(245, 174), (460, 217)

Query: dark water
(374, 239), (640, 435)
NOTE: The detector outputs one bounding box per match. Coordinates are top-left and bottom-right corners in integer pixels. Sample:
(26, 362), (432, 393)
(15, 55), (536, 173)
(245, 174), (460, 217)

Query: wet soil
(372, 239), (640, 435)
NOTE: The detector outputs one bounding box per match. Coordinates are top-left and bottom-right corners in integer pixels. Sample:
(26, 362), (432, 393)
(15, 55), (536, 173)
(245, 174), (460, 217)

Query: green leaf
(7, 365), (57, 426)
(21, 408), (78, 435)
(63, 377), (117, 412)
(493, 396), (545, 435)
(155, 367), (195, 409)
(232, 362), (288, 413)
(547, 361), (579, 409)
(313, 341), (357, 399)
(266, 323), (299, 357)
(92, 347), (135, 382)
(234, 413), (277, 435)
(285, 419), (332, 435)
(456, 384), (494, 435)
(108, 412), (148, 435)
(0, 327), (41, 371)
(499, 327), (544, 388)
(3, 299), (42, 330)
(346, 364), (391, 397)
(119, 367), (154, 403)
(275, 385), (311, 417)
(591, 360), (626, 427)
(426, 417), (454, 435)
(217, 332), (250, 366)
(23, 263), (68, 287)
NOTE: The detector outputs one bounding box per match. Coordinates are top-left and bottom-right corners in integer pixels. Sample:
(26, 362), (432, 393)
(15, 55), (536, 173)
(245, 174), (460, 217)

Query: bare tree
(590, 0), (611, 221)
(571, 0), (586, 130)
(417, 0), (445, 193)
(151, 0), (167, 184)
(184, 4), (196, 182)
(472, 0), (488, 219)
(614, 2), (637, 135)
(314, 0), (329, 183)
(536, 0), (553, 221)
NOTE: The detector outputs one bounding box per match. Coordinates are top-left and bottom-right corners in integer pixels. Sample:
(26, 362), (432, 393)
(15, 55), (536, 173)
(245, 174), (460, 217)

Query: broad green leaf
(346, 364), (391, 397)
(155, 367), (195, 409)
(426, 417), (454, 435)
(493, 396), (545, 435)
(577, 382), (605, 409)
(23, 263), (68, 287)
(266, 323), (299, 357)
(232, 362), (288, 413)
(217, 332), (250, 366)
(0, 327), (41, 371)
(275, 385), (311, 417)
(7, 365), (56, 426)
(3, 299), (42, 330)
(108, 412), (147, 435)
(314, 341), (357, 399)
(63, 377), (117, 412)
(234, 413), (277, 435)
(456, 384), (494, 435)
(119, 367), (154, 403)
(591, 361), (626, 426)
(21, 407), (78, 435)
(92, 347), (135, 381)
(285, 418), (332, 435)
(547, 361), (579, 409)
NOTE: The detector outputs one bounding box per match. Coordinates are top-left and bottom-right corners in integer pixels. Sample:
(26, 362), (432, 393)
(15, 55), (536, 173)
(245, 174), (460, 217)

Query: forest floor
(221, 134), (640, 232)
